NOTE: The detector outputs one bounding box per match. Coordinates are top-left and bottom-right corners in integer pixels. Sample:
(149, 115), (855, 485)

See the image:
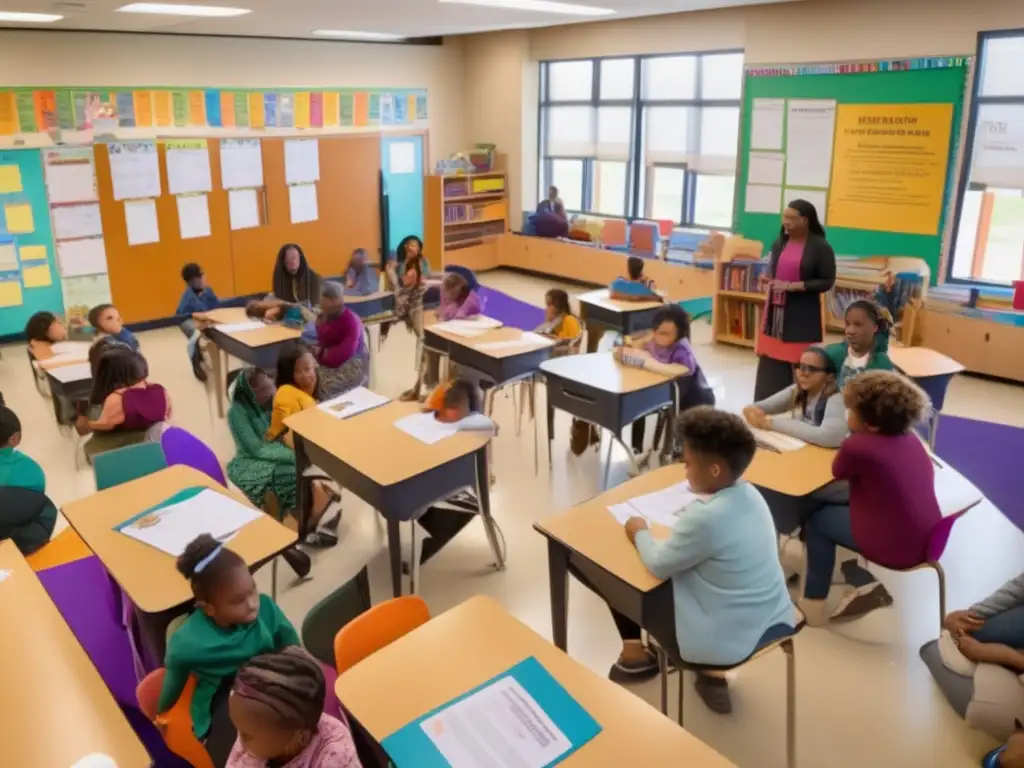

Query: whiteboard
(221, 138), (264, 190)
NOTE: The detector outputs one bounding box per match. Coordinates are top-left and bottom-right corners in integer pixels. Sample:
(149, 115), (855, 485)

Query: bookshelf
(827, 256), (928, 332)
(712, 237), (766, 349)
(424, 163), (509, 269)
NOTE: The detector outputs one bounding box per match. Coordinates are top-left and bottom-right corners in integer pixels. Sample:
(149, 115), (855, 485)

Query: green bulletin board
(734, 62), (970, 282)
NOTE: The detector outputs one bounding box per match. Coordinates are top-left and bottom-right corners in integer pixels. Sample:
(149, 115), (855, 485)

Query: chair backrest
(136, 669), (214, 768)
(629, 221), (659, 254)
(444, 265), (479, 293)
(301, 568), (372, 666)
(926, 506), (972, 562)
(600, 218), (627, 248)
(93, 441), (168, 491)
(160, 427), (227, 487)
(333, 595), (430, 675)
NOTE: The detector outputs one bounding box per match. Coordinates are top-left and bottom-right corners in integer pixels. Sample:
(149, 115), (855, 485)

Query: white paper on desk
(930, 452), (984, 517)
(751, 98), (785, 150)
(319, 387), (390, 419)
(748, 427), (806, 452)
(216, 321), (266, 334)
(47, 362), (92, 383)
(474, 332), (551, 351)
(0, 569), (11, 583)
(608, 480), (709, 527)
(420, 675), (572, 768)
(394, 411), (459, 445)
(50, 341), (92, 357)
(119, 488), (262, 557)
(430, 320), (491, 338)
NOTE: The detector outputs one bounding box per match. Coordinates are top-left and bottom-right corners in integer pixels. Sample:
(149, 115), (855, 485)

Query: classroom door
(380, 135), (424, 260)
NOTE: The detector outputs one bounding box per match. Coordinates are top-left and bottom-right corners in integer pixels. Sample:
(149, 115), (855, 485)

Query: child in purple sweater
(801, 370), (941, 625)
(437, 272), (484, 320)
(614, 305), (715, 456)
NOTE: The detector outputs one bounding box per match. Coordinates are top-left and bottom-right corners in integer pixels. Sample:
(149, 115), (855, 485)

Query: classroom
(1, 0), (1023, 766)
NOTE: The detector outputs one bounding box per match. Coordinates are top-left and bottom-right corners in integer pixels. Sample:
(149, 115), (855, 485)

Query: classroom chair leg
(602, 434), (614, 489)
(677, 667), (685, 727)
(784, 639), (796, 768)
(929, 411), (940, 451)
(513, 385), (522, 436)
(271, 557), (278, 602)
(408, 521), (419, 595)
(658, 646), (669, 716)
(933, 562), (947, 632)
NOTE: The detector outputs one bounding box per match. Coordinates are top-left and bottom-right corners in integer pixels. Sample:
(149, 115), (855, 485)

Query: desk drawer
(546, 378), (618, 431)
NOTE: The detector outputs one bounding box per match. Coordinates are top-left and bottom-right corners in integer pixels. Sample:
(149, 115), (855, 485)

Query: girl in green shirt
(159, 534), (300, 767)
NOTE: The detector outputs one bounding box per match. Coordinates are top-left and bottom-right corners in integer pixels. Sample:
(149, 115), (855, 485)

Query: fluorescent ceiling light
(312, 30), (406, 41)
(0, 11), (63, 22)
(439, 0), (613, 15)
(116, 3), (251, 17)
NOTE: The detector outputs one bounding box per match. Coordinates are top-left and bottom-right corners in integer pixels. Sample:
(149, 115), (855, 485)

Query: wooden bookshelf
(827, 256), (929, 332)
(711, 237), (767, 349)
(424, 159), (509, 270)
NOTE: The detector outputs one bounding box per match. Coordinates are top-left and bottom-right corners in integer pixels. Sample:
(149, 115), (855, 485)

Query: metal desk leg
(476, 446), (505, 571)
(210, 342), (226, 419)
(293, 435), (313, 540)
(602, 431), (614, 489)
(929, 410), (940, 450)
(386, 517), (403, 598)
(547, 538), (570, 651)
(547, 401), (555, 469)
(408, 521), (419, 595)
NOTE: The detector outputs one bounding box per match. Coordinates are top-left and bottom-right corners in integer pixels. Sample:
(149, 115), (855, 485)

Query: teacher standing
(754, 199), (836, 401)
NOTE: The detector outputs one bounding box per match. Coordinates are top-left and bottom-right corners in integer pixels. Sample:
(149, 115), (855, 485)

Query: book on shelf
(720, 261), (768, 293)
(724, 299), (761, 340)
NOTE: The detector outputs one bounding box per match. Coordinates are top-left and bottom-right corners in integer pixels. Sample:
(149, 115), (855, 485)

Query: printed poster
(263, 93), (277, 128)
(278, 93), (295, 129)
(116, 92), (136, 127)
(205, 90), (222, 127)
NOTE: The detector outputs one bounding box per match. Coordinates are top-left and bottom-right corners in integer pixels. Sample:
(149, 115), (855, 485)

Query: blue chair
(93, 441), (168, 491)
(445, 265), (479, 292)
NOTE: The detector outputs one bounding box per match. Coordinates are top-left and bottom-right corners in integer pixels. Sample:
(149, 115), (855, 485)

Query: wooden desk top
(285, 399), (490, 487)
(0, 540), (151, 768)
(337, 595), (734, 767)
(345, 290), (393, 305)
(578, 288), (664, 314)
(541, 352), (685, 394)
(38, 352), (90, 370)
(890, 346), (965, 377)
(537, 464), (688, 591)
(60, 465), (297, 614)
(745, 444), (836, 497)
(194, 306), (249, 324)
(195, 308), (302, 348)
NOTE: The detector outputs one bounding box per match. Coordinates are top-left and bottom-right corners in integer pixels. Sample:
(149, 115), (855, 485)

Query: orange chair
(136, 669), (215, 768)
(599, 218), (627, 249)
(333, 595), (431, 675)
(629, 220), (659, 254)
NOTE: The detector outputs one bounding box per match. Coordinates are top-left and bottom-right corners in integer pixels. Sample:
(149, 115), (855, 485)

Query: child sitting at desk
(24, 310), (90, 361)
(577, 407), (795, 714)
(159, 534), (301, 768)
(88, 303), (139, 352)
(0, 405), (57, 556)
(823, 299), (894, 386)
(428, 378), (497, 433)
(615, 305), (715, 457)
(609, 256), (660, 302)
(536, 288), (582, 345)
(437, 272), (484, 321)
(313, 281), (368, 399)
(0, 405), (46, 493)
(344, 248), (377, 297)
(177, 263), (221, 382)
(800, 371), (941, 625)
(226, 647), (361, 768)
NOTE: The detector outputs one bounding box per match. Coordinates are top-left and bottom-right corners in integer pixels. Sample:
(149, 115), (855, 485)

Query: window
(949, 31), (1024, 285)
(540, 50), (743, 229)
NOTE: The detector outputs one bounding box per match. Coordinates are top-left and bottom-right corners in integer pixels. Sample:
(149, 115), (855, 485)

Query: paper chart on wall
(0, 242), (17, 271)
(747, 151), (785, 186)
(389, 141), (416, 174)
(288, 183), (318, 224)
(43, 159), (97, 204)
(108, 141), (161, 201)
(228, 188), (261, 230)
(284, 139), (320, 184)
(784, 100), (836, 189)
(784, 188), (827, 224)
(52, 203), (103, 240)
(124, 199), (160, 246)
(220, 138), (264, 189)
(745, 184), (782, 214)
(750, 98), (785, 151)
(58, 237), (108, 277)
(165, 139), (213, 196)
(177, 194), (211, 240)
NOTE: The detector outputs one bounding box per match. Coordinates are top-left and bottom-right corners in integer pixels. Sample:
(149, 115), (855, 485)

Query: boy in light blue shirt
(577, 406), (795, 715)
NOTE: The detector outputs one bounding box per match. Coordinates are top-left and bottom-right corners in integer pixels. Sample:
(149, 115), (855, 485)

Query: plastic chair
(161, 427), (227, 487)
(444, 265), (479, 293)
(599, 218), (627, 248)
(301, 567), (372, 666)
(333, 595), (430, 675)
(93, 441), (168, 491)
(629, 220), (659, 254)
(136, 669), (214, 768)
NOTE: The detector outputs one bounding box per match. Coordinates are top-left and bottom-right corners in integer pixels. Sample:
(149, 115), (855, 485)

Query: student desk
(336, 594), (735, 768)
(0, 540), (151, 768)
(285, 399), (503, 597)
(745, 444), (837, 497)
(60, 465), (297, 660)
(889, 345), (965, 448)
(577, 288), (665, 353)
(196, 307), (303, 418)
(40, 357), (92, 428)
(345, 290), (395, 321)
(540, 352), (684, 483)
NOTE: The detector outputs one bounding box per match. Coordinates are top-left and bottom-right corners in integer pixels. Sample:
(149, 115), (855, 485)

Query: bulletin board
(0, 149), (63, 336)
(734, 58), (971, 282)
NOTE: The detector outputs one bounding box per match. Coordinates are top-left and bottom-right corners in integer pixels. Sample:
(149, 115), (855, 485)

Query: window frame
(946, 28), (1024, 286)
(538, 49), (743, 230)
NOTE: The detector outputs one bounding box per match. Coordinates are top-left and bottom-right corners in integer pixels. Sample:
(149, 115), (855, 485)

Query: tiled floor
(3, 269), (1022, 767)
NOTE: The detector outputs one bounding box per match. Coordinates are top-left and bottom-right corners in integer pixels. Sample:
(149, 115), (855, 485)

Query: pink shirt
(227, 714), (361, 768)
(757, 240), (808, 364)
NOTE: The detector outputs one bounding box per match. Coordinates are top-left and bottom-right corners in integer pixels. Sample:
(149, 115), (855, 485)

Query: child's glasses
(796, 363), (827, 374)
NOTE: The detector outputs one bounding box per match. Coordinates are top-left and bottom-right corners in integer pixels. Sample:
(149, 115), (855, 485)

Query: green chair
(93, 441), (168, 491)
(301, 567), (372, 667)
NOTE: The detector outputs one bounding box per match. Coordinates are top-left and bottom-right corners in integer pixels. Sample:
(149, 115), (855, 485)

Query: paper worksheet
(124, 199), (160, 246)
(284, 138), (320, 184)
(228, 188), (261, 230)
(50, 341), (92, 357)
(748, 151), (785, 186)
(394, 411), (459, 445)
(607, 480), (709, 527)
(289, 183), (319, 224)
(166, 140), (213, 196)
(930, 451), (984, 517)
(430, 320), (491, 338)
(318, 387), (390, 419)
(473, 332), (551, 351)
(58, 238), (108, 278)
(784, 100), (837, 189)
(177, 194), (211, 240)
(215, 321), (266, 334)
(51, 203), (103, 239)
(221, 138), (264, 189)
(419, 676), (573, 768)
(108, 141), (162, 201)
(750, 98), (785, 150)
(748, 427), (807, 452)
(784, 187), (827, 223)
(118, 488), (261, 557)
(0, 569), (11, 583)
(47, 362), (92, 383)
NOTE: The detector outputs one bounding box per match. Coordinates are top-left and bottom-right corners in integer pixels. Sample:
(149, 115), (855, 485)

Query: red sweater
(833, 432), (942, 569)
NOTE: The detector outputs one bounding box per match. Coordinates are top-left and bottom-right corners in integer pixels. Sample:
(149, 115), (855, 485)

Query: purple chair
(160, 427), (226, 487)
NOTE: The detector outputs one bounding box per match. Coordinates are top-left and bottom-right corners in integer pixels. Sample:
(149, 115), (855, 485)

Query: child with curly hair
(800, 370), (941, 625)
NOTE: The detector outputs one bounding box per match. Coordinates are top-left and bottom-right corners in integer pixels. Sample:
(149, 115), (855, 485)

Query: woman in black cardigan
(754, 200), (836, 401)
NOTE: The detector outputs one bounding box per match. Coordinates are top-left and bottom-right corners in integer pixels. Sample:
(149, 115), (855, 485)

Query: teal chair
(300, 567), (372, 667)
(93, 441), (168, 491)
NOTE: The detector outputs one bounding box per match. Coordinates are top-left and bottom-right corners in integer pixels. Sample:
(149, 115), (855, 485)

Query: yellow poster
(18, 244), (47, 262)
(0, 93), (17, 136)
(827, 103), (953, 236)
(249, 92), (265, 129)
(22, 263), (52, 288)
(0, 164), (22, 194)
(4, 203), (34, 234)
(188, 91), (206, 125)
(322, 92), (339, 126)
(294, 92), (311, 129)
(153, 91), (173, 127)
(134, 91), (154, 127)
(0, 280), (23, 308)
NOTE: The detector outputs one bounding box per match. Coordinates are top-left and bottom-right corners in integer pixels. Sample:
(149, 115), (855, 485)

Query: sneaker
(321, 509), (342, 531)
(694, 674), (732, 715)
(608, 649), (660, 684)
(303, 530), (339, 548)
(830, 582), (894, 622)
